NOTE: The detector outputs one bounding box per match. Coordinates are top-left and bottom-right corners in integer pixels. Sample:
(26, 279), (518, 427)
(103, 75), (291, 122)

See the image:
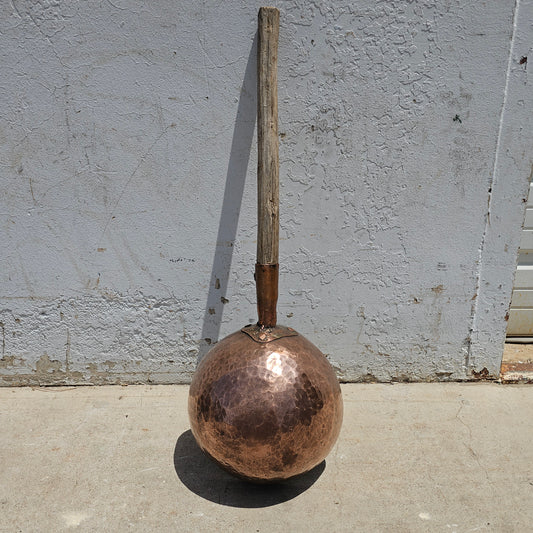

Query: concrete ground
(1, 384), (532, 532)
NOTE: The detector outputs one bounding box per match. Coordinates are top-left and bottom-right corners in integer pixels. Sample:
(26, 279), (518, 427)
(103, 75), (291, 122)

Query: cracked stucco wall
(1, 0), (532, 385)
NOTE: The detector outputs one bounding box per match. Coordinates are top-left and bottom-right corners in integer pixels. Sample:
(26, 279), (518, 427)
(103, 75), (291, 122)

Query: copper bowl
(188, 327), (343, 483)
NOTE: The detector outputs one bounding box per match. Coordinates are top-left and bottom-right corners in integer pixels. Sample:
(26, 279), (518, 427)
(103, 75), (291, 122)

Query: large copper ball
(188, 328), (343, 483)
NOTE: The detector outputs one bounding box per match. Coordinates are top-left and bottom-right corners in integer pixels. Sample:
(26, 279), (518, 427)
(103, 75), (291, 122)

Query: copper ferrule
(255, 263), (278, 328)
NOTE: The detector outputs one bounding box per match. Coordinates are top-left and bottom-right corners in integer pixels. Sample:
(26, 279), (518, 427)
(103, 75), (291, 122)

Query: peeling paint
(501, 362), (533, 383)
(431, 285), (445, 295)
(0, 356), (16, 369)
(471, 367), (491, 380)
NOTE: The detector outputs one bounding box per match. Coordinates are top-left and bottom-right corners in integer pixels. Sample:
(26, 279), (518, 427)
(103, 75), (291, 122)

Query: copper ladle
(188, 7), (343, 483)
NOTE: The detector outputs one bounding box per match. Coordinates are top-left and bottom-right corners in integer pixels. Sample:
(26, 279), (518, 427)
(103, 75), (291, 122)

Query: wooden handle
(256, 7), (279, 328)
(257, 6), (279, 265)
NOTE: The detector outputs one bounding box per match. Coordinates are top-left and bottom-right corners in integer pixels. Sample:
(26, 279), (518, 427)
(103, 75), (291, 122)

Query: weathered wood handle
(256, 6), (280, 328)
(257, 6), (279, 266)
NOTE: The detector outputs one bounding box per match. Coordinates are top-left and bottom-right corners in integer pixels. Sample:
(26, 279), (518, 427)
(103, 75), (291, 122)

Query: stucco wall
(1, 0), (532, 385)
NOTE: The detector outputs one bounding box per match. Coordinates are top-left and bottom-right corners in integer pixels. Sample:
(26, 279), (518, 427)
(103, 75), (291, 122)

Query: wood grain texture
(257, 7), (279, 265)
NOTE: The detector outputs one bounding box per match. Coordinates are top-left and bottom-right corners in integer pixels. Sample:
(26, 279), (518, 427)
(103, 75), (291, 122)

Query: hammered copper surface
(241, 324), (298, 343)
(188, 329), (343, 483)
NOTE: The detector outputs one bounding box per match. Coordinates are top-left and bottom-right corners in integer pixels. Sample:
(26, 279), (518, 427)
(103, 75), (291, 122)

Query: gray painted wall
(1, 0), (532, 385)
